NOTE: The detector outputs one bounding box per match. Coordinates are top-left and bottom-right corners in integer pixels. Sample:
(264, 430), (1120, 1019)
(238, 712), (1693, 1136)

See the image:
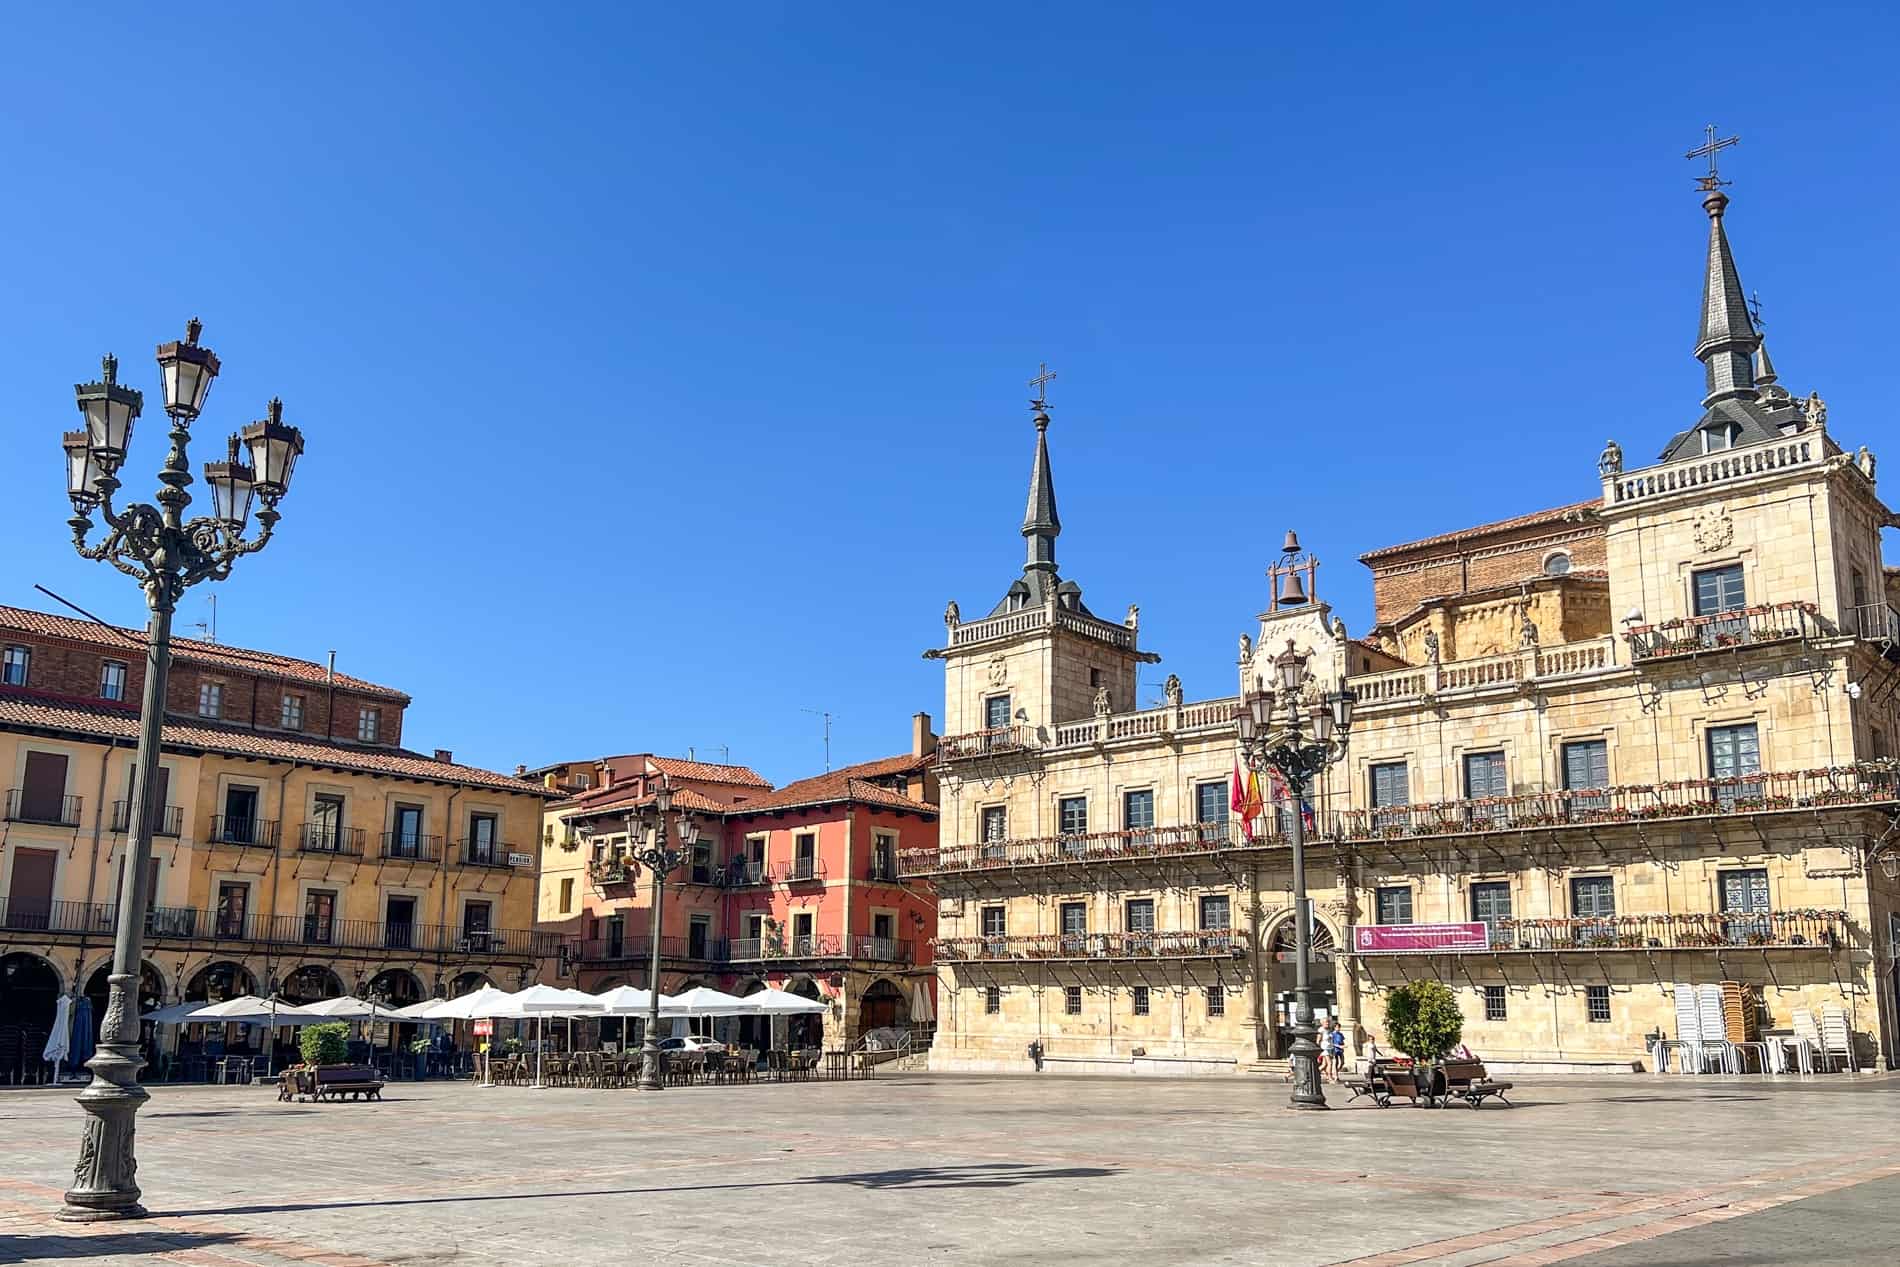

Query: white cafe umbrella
(911, 981), (936, 1025)
(745, 988), (827, 1015)
(592, 985), (658, 1015)
(388, 997), (454, 1021)
(43, 995), (73, 1082)
(505, 985), (603, 1089)
(659, 986), (753, 1017)
(183, 996), (320, 1077)
(142, 1001), (208, 1025)
(430, 986), (519, 1087)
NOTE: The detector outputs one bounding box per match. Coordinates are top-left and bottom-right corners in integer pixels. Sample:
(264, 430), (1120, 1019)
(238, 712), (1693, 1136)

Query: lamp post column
(1284, 766), (1326, 1111)
(60, 592), (174, 1220)
(638, 804), (669, 1092)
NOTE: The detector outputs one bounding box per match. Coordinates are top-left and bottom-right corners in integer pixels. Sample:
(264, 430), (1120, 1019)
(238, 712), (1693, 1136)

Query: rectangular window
(980, 806), (1008, 856)
(688, 915), (709, 959)
(1375, 885), (1413, 925)
(1198, 894), (1231, 930)
(357, 708), (380, 742)
(1708, 723), (1761, 806)
(1122, 788), (1155, 834)
(872, 832), (896, 880)
(984, 985), (1001, 1015)
(1571, 875), (1616, 919)
(303, 889), (337, 944)
(1484, 984), (1506, 1021)
(221, 785), (260, 843)
(281, 693), (304, 730)
(1586, 984), (1611, 1023)
(1058, 900), (1087, 939)
(1132, 985), (1150, 1016)
(1058, 796), (1088, 837)
(980, 905), (1006, 937)
(198, 681), (223, 719)
(1470, 881), (1512, 931)
(1719, 867), (1771, 942)
(1463, 751), (1508, 823)
(690, 834), (712, 884)
(1124, 898), (1155, 933)
(984, 694), (1011, 731)
(309, 793), (346, 851)
(468, 812), (498, 862)
(1693, 563), (1747, 616)
(463, 902), (492, 947)
(1205, 985), (1225, 1017)
(391, 803), (424, 856)
(1194, 780), (1229, 842)
(559, 877), (574, 913)
(1063, 985), (1082, 1015)
(99, 660), (127, 701)
(1562, 738), (1610, 815)
(1370, 761), (1410, 831)
(1, 645), (28, 686)
(215, 881), (249, 937)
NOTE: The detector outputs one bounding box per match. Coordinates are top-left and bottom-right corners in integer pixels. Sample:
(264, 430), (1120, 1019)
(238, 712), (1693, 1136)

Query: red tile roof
(1357, 500), (1601, 563)
(0, 687), (550, 796)
(557, 786), (737, 820)
(0, 604), (408, 702)
(727, 753), (936, 817)
(643, 755), (772, 787)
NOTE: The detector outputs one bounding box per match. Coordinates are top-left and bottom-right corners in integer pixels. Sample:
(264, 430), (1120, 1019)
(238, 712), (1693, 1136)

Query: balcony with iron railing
(380, 832), (441, 863)
(0, 897), (561, 956)
(937, 725), (1036, 761)
(720, 859), (767, 886)
(774, 856), (826, 883)
(5, 789), (82, 828)
(209, 815), (279, 847)
(298, 823), (367, 856)
(936, 930), (1242, 961)
(726, 934), (845, 961)
(854, 935), (913, 963)
(110, 800), (183, 837)
(457, 840), (527, 870)
(575, 935), (698, 963)
(901, 762), (1900, 877)
(1625, 601), (1820, 663)
(1850, 602), (1900, 647)
(1352, 911), (1847, 955)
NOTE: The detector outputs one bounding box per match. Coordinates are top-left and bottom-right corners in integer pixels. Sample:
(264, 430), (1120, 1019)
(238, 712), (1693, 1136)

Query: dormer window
(1701, 422), (1741, 453)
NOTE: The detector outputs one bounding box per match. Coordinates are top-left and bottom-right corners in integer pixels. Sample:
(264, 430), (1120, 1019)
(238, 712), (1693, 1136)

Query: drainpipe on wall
(440, 787), (462, 974)
(1248, 861), (1267, 1061)
(265, 763), (294, 994)
(75, 736), (118, 991)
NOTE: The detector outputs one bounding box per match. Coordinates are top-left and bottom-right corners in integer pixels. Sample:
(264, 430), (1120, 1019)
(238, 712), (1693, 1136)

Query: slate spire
(1021, 403), (1060, 575)
(1694, 189), (1761, 407)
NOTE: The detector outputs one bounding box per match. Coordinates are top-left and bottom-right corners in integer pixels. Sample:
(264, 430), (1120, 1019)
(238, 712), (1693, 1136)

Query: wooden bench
(310, 1064), (385, 1102)
(1440, 1059), (1512, 1107)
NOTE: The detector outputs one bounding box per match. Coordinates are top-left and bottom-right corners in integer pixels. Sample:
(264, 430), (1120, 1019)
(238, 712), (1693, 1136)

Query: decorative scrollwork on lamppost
(57, 319), (304, 1222)
(623, 783), (697, 1091)
(1236, 637), (1355, 1111)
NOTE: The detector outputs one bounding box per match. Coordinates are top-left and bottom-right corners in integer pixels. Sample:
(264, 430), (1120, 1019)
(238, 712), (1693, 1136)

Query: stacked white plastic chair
(1662, 984), (1703, 1073)
(1791, 1006), (1828, 1072)
(1819, 1004), (1857, 1072)
(1696, 983), (1737, 1072)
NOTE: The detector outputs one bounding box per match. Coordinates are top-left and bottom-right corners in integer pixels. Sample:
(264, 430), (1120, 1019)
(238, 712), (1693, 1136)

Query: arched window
(1543, 550), (1572, 577)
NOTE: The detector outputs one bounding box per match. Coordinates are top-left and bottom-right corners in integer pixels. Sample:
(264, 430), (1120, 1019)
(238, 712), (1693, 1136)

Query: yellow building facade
(912, 188), (1900, 1075)
(0, 607), (553, 1075)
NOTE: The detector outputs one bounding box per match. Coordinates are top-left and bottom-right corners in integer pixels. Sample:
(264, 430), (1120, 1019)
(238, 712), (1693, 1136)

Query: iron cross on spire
(1686, 124), (1740, 191)
(1028, 361), (1057, 410)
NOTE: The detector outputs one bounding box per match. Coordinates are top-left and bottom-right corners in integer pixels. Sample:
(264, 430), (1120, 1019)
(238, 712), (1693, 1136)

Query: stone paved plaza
(2, 1072), (1897, 1266)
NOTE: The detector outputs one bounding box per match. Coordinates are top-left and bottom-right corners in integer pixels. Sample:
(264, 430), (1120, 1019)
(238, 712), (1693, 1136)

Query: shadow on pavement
(155, 1161), (1120, 1218)
(0, 1231), (245, 1261)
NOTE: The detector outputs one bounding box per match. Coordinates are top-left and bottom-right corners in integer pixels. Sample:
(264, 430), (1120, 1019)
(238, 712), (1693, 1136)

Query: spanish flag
(1242, 768), (1265, 835)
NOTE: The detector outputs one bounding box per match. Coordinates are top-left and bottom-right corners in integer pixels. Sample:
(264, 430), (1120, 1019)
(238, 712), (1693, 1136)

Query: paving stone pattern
(1, 1073), (1896, 1266)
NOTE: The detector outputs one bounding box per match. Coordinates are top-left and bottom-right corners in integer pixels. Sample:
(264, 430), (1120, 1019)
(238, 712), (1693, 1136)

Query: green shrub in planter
(299, 1021), (350, 1067)
(1383, 979), (1463, 1067)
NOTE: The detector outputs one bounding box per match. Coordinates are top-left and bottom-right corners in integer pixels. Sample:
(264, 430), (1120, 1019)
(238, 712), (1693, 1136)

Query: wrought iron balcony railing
(0, 897), (561, 956)
(110, 799), (183, 837)
(210, 815), (279, 847)
(721, 859), (767, 886)
(1625, 601), (1819, 663)
(725, 934), (845, 961)
(936, 930), (1241, 961)
(5, 789), (82, 827)
(381, 832), (441, 863)
(575, 935), (697, 963)
(902, 763), (1900, 876)
(775, 856), (825, 883)
(1352, 911), (1848, 955)
(298, 823), (367, 856)
(1851, 602), (1900, 645)
(458, 840), (526, 869)
(854, 935), (913, 963)
(937, 726), (1036, 761)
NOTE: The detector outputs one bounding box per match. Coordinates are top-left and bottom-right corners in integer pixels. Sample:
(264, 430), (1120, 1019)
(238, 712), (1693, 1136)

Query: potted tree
(1383, 980), (1464, 1105)
(290, 1021), (351, 1099)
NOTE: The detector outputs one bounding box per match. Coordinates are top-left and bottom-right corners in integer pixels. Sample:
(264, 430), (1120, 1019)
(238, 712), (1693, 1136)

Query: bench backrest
(1441, 1059), (1487, 1085)
(314, 1064), (381, 1085)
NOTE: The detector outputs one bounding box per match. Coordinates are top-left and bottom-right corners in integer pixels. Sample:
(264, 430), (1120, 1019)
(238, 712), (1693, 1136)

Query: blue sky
(4, 6), (1896, 782)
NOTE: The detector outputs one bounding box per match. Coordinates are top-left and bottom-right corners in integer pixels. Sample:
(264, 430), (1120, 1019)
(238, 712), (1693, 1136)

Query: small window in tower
(1543, 550), (1572, 577)
(1701, 422), (1740, 453)
(1089, 667), (1103, 688)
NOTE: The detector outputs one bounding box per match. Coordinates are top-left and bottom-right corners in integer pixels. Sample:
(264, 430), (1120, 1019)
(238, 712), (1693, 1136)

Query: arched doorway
(1, 953), (61, 1083)
(1267, 918), (1338, 1056)
(732, 978), (768, 1050)
(83, 960), (165, 1054)
(858, 978), (909, 1033)
(367, 969), (424, 1059)
(785, 975), (825, 1050)
(184, 960), (256, 1003)
(281, 965), (344, 1005)
(449, 971), (491, 998)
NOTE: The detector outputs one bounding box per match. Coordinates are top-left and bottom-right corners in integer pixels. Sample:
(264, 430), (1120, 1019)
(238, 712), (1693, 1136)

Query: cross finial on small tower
(1748, 290), (1764, 332)
(1028, 361), (1057, 412)
(1686, 124), (1740, 192)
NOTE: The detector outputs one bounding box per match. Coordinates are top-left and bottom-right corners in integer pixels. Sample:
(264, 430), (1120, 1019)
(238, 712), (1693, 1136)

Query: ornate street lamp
(624, 783), (692, 1091)
(1236, 637), (1355, 1111)
(57, 319), (303, 1222)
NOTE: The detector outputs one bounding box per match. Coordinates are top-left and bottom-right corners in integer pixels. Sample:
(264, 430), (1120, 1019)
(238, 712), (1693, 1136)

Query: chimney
(433, 749), (453, 764)
(514, 764), (528, 778)
(596, 759), (613, 789)
(912, 711), (937, 758)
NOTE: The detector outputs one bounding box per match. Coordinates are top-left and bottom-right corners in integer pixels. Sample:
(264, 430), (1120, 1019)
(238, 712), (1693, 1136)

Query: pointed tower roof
(1694, 189), (1761, 407)
(1021, 406), (1060, 567)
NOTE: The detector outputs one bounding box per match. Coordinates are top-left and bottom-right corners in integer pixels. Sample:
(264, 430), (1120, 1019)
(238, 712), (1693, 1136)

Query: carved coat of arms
(987, 655), (1008, 686)
(1693, 505), (1734, 554)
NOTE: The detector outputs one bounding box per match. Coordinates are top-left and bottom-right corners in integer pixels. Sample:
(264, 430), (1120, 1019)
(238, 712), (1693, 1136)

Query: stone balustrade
(1607, 434), (1820, 506)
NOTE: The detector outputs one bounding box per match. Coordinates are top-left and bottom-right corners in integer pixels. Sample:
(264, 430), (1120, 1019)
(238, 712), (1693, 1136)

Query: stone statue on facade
(1805, 392), (1827, 430)
(1092, 686), (1112, 717)
(943, 600), (959, 627)
(1423, 629), (1440, 663)
(1125, 603), (1140, 630)
(1519, 609), (1540, 648)
(1238, 633), (1252, 664)
(1330, 615), (1347, 642)
(1597, 439), (1623, 476)
(1856, 446), (1876, 480)
(1163, 673), (1183, 706)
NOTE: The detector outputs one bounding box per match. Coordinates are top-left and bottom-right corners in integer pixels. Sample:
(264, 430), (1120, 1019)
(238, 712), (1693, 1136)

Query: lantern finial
(186, 317), (203, 346)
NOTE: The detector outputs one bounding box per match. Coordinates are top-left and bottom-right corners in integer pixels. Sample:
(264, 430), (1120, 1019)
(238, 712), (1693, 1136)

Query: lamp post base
(637, 1041), (665, 1091)
(1286, 1029), (1330, 1111)
(57, 1038), (149, 1222)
